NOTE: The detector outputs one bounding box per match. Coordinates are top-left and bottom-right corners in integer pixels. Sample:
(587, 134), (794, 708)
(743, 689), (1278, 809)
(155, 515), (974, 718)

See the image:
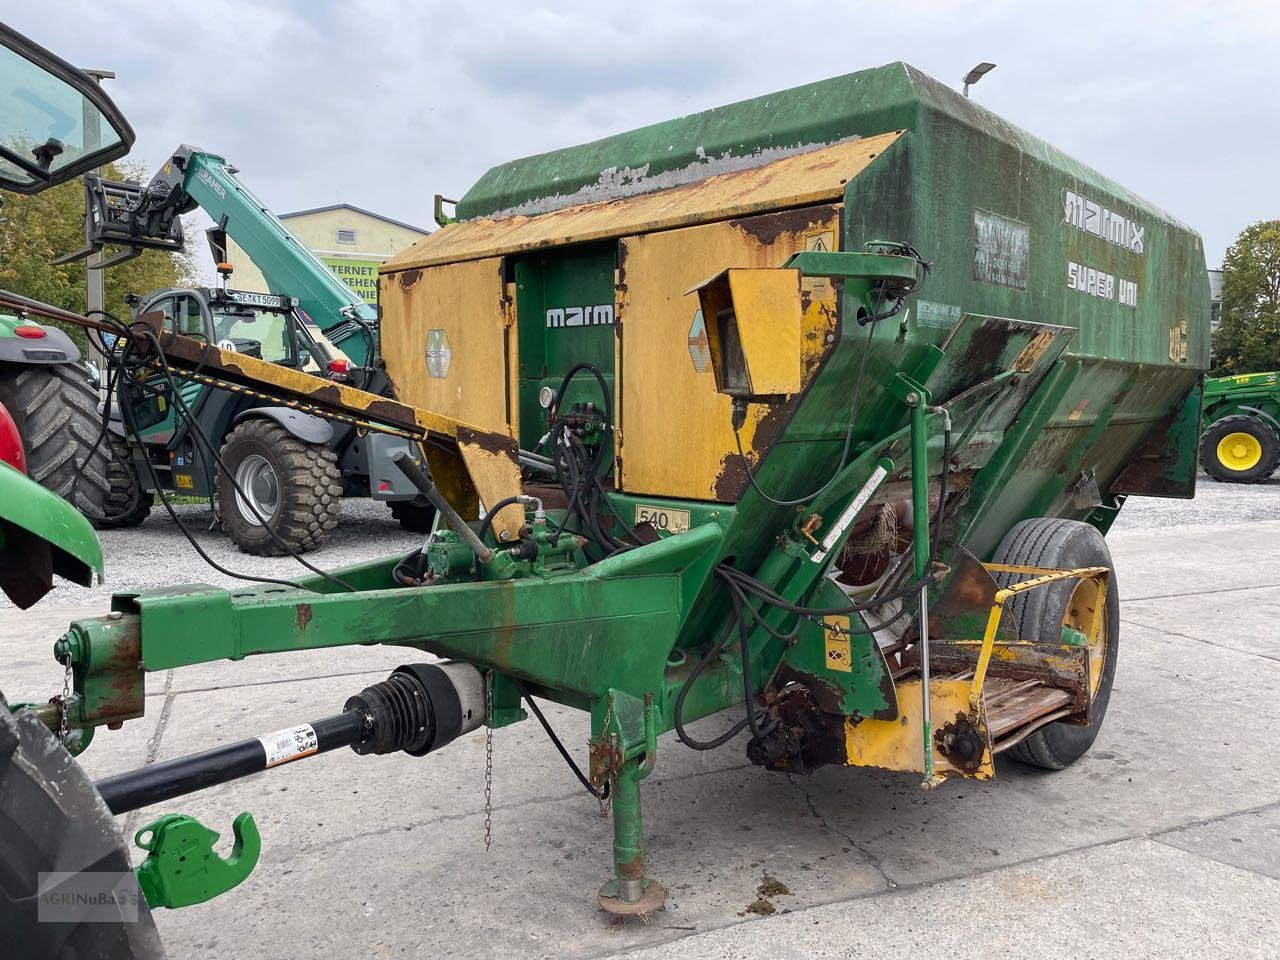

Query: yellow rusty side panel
(617, 205), (841, 501)
(383, 132), (902, 272)
(728, 268), (803, 395)
(379, 257), (515, 438)
(845, 679), (995, 781)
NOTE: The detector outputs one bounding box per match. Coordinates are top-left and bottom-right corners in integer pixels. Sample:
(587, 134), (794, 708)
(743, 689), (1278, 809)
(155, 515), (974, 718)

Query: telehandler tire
(0, 363), (113, 522)
(217, 418), (342, 556)
(991, 518), (1119, 770)
(0, 691), (165, 959)
(95, 436), (153, 529)
(1199, 414), (1280, 483)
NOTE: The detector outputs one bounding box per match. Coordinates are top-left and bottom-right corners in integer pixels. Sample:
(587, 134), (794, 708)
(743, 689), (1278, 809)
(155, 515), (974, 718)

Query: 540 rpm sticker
(634, 504), (691, 535)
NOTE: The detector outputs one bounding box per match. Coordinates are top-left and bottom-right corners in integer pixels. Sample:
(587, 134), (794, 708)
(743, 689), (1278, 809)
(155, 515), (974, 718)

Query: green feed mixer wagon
(5, 61), (1207, 944)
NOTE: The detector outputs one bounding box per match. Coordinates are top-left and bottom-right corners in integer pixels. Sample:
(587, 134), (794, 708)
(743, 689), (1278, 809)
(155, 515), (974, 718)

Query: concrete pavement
(2, 520), (1278, 958)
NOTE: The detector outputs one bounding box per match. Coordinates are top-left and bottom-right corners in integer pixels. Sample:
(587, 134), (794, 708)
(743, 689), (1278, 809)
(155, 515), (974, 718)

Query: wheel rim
(1216, 431), (1263, 471)
(1065, 578), (1108, 699)
(233, 454), (279, 526)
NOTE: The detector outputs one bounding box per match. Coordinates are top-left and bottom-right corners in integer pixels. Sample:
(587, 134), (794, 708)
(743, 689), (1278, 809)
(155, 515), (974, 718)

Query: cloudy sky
(8, 1), (1278, 269)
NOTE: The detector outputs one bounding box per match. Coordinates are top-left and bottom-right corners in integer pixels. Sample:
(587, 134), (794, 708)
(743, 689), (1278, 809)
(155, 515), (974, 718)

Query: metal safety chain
(597, 696), (614, 821)
(57, 651), (72, 748)
(483, 670), (493, 851)
(148, 365), (420, 441)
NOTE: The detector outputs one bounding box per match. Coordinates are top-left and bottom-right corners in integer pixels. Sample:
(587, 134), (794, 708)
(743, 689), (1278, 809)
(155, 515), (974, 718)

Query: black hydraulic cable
(517, 683), (610, 801)
(726, 581), (780, 741)
(673, 621), (752, 751)
(66, 309), (132, 520)
(112, 336), (310, 592)
(593, 478), (641, 547)
(475, 495), (525, 545)
(136, 330), (357, 592)
(732, 316), (878, 509)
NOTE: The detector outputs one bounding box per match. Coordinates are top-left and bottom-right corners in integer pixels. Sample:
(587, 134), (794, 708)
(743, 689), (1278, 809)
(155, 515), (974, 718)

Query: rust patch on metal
(295, 603), (314, 630)
(617, 858), (645, 881)
(711, 399), (793, 501)
(397, 269), (422, 290)
(728, 205), (837, 246)
(85, 617), (145, 724)
(1013, 329), (1056, 372)
(457, 426), (519, 458)
(935, 711), (987, 774)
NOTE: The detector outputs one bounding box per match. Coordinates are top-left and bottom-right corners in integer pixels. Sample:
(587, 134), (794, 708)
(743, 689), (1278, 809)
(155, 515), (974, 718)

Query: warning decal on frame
(823, 617), (853, 673)
(258, 724), (319, 768)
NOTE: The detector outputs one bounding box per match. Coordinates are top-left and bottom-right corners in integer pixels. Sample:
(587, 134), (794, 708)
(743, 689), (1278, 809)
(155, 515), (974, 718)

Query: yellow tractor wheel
(1200, 414), (1280, 484)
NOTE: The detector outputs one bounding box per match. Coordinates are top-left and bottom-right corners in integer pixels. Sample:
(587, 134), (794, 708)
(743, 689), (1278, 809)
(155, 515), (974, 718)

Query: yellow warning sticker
(823, 616), (852, 672)
(174, 473), (194, 490)
(805, 230), (836, 253)
(802, 231), (838, 297)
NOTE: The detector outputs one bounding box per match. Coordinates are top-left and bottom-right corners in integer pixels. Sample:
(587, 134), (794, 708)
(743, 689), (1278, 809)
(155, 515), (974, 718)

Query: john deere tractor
(1199, 370), (1280, 483)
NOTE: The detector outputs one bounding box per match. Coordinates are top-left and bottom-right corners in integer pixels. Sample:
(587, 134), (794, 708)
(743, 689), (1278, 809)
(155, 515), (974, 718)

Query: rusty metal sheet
(457, 428), (524, 541)
(616, 206), (841, 501)
(382, 132), (902, 273)
(378, 257), (516, 438)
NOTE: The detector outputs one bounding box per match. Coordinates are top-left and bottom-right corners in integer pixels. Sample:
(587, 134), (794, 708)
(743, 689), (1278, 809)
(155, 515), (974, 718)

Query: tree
(1212, 219), (1280, 376)
(0, 160), (201, 347)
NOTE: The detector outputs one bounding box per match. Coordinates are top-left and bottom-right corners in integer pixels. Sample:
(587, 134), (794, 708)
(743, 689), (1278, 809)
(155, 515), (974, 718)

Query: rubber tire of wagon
(0, 690), (165, 959)
(217, 418), (342, 556)
(388, 497), (437, 533)
(94, 435), (153, 529)
(0, 363), (114, 523)
(990, 517), (1120, 770)
(1199, 414), (1280, 484)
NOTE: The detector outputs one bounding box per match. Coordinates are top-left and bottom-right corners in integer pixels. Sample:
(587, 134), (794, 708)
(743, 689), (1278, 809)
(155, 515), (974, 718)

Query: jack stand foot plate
(598, 878), (668, 916)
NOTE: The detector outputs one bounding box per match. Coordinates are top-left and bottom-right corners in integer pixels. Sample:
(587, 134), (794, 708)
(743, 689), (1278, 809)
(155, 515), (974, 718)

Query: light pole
(81, 68), (115, 343)
(962, 62), (996, 98)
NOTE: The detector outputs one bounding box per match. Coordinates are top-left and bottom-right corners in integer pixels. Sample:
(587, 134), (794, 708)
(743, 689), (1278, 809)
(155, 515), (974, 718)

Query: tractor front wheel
(1199, 414), (1280, 483)
(217, 419), (342, 556)
(991, 518), (1120, 770)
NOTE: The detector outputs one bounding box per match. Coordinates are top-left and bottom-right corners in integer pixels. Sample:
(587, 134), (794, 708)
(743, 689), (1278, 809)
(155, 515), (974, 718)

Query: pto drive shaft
(95, 662), (484, 815)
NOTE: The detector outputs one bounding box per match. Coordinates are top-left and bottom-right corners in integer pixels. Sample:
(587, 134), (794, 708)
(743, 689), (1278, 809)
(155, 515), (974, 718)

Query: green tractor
(0, 311), (122, 524)
(1199, 370), (1280, 483)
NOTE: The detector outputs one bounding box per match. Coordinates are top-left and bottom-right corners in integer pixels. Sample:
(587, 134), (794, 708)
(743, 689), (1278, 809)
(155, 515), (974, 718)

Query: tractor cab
(132, 286), (329, 372)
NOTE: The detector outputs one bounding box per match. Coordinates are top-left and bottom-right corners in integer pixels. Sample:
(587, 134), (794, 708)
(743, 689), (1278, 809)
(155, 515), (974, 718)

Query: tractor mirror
(0, 23), (133, 194)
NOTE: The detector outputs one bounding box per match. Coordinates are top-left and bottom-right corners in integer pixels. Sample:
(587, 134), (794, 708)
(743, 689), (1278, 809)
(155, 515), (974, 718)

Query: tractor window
(0, 24), (133, 193)
(220, 309), (296, 365)
(173, 296), (205, 338)
(146, 297), (175, 330)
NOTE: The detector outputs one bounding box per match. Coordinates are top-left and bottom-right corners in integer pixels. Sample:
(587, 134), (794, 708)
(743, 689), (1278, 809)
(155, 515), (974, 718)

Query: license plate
(634, 504), (691, 534)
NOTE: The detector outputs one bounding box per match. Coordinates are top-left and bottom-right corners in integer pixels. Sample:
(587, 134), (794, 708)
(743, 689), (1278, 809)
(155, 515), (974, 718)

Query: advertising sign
(323, 257), (381, 305)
